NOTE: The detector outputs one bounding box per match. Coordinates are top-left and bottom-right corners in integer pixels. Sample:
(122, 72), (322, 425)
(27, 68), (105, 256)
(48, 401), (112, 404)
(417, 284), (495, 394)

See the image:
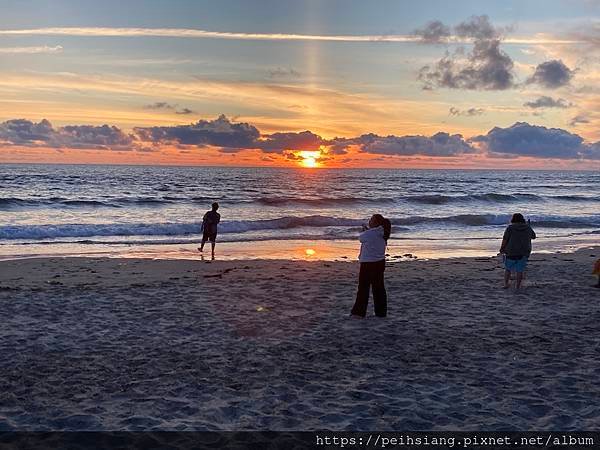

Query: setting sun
(298, 151), (320, 168)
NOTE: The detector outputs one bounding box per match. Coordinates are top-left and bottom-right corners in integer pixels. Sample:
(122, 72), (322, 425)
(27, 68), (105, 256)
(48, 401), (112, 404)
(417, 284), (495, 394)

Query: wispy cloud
(523, 96), (572, 109)
(569, 114), (591, 126)
(449, 107), (485, 116)
(268, 67), (301, 79)
(0, 27), (581, 45)
(0, 45), (63, 54)
(0, 71), (449, 138)
(175, 108), (195, 115)
(143, 102), (195, 115)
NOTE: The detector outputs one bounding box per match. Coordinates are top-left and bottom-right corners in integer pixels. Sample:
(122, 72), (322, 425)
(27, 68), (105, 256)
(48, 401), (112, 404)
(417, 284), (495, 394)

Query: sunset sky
(0, 0), (599, 168)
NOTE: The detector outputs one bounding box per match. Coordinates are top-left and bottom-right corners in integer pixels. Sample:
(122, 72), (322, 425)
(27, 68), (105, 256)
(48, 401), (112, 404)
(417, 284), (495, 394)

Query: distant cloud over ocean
(2, 116), (599, 161)
(472, 122), (599, 160)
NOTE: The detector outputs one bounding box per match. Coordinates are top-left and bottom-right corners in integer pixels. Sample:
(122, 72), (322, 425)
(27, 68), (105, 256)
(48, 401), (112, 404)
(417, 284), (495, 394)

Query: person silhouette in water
(198, 202), (221, 258)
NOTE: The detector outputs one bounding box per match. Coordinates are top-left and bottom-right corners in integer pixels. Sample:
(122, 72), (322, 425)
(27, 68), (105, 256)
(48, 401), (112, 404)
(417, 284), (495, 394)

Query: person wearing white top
(350, 214), (391, 318)
(358, 226), (386, 262)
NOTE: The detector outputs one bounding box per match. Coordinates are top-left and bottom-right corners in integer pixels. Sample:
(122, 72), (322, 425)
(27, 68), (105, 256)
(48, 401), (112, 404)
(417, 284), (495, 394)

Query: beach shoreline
(1, 234), (598, 263)
(1, 247), (599, 431)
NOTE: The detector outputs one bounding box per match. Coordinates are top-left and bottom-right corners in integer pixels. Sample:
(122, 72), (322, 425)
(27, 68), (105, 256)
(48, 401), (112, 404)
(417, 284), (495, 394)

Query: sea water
(1, 164), (598, 259)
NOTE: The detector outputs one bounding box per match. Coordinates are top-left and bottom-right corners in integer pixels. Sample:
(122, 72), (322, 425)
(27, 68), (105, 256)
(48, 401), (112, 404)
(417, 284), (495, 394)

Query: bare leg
(503, 270), (511, 289)
(198, 239), (206, 252)
(211, 241), (216, 258)
(516, 272), (524, 289)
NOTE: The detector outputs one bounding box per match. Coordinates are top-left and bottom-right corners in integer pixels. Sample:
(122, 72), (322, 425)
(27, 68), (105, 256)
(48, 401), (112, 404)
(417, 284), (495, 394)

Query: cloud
(0, 27), (418, 42)
(569, 114), (591, 126)
(523, 96), (573, 109)
(134, 114), (259, 149)
(0, 119), (134, 150)
(449, 107), (485, 116)
(472, 121), (599, 159)
(268, 67), (301, 78)
(326, 139), (350, 155)
(59, 125), (135, 149)
(454, 15), (506, 40)
(283, 152), (304, 161)
(417, 16), (515, 90)
(0, 27), (579, 45)
(134, 115), (474, 157)
(527, 60), (575, 88)
(2, 116), (599, 161)
(143, 102), (196, 115)
(144, 102), (176, 110)
(0, 119), (54, 145)
(136, 116), (326, 154)
(0, 45), (63, 54)
(255, 131), (325, 153)
(338, 132), (476, 157)
(413, 20), (451, 44)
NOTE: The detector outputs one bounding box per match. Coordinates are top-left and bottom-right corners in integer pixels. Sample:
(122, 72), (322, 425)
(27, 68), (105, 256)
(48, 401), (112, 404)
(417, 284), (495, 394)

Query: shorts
(202, 230), (217, 242)
(505, 256), (528, 273)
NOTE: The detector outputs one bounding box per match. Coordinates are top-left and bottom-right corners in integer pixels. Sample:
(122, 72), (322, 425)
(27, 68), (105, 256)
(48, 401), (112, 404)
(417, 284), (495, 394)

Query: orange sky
(1, 4), (599, 169)
(3, 143), (599, 170)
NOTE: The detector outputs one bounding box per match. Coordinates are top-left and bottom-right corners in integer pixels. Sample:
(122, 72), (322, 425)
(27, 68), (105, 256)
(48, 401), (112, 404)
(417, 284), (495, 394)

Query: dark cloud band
(1, 116), (598, 161)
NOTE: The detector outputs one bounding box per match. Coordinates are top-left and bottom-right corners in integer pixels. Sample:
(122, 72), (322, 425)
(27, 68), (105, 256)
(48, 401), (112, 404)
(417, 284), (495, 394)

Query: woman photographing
(350, 214), (391, 318)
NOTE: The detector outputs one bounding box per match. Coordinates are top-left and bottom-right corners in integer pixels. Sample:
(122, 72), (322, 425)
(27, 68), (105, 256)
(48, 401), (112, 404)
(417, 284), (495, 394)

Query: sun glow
(298, 150), (320, 168)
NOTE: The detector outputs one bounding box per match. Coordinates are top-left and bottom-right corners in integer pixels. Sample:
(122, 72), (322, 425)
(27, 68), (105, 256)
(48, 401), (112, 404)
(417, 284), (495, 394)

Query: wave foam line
(1, 214), (599, 241)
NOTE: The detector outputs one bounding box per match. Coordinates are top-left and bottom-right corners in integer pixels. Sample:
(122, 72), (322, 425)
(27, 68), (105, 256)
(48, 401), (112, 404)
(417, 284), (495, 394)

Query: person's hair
(372, 214), (392, 240)
(511, 213), (526, 224)
(212, 202), (219, 210)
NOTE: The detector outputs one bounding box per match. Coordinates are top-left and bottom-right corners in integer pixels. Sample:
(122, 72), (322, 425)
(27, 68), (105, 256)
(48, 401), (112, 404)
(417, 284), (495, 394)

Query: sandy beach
(1, 248), (599, 431)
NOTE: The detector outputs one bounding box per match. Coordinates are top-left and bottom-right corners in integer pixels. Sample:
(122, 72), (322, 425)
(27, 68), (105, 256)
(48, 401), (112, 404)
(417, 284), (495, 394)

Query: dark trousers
(351, 260), (387, 317)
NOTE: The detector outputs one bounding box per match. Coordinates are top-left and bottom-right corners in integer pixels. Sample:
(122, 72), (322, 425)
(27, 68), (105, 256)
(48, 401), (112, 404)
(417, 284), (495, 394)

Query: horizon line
(1, 161), (598, 172)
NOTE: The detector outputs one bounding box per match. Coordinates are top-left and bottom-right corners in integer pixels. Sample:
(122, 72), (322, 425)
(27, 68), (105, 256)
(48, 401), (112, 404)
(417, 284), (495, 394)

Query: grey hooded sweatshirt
(501, 223), (536, 258)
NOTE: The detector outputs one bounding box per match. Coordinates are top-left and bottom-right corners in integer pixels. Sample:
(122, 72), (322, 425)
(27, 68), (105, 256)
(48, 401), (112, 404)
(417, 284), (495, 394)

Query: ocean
(1, 164), (599, 260)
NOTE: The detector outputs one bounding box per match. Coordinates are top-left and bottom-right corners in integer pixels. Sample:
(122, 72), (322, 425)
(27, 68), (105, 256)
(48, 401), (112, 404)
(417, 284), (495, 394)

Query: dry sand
(0, 248), (599, 431)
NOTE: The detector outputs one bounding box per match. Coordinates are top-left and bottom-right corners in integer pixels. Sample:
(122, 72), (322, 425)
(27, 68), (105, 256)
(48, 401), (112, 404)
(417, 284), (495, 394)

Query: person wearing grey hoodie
(499, 213), (536, 289)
